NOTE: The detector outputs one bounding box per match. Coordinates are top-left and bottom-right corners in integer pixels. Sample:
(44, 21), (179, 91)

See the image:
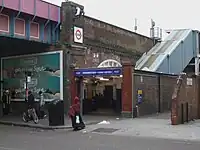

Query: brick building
(73, 16), (154, 68)
(0, 1), (154, 117)
(58, 2), (155, 116)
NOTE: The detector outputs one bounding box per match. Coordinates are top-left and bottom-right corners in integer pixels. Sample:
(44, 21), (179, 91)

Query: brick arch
(97, 59), (122, 68)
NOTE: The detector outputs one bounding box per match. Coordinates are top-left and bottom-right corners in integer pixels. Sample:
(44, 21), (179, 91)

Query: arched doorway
(74, 59), (123, 116)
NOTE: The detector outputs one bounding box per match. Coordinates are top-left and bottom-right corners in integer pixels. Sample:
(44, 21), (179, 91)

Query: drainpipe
(54, 7), (61, 32)
(195, 31), (200, 76)
(158, 74), (161, 113)
(16, 0), (21, 18)
(150, 19), (156, 46)
(0, 0), (4, 13)
(44, 4), (50, 27)
(31, 0), (36, 21)
(53, 7), (61, 43)
(167, 54), (170, 74)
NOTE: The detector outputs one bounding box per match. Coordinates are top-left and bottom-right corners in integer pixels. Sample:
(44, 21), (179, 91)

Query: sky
(45, 0), (200, 39)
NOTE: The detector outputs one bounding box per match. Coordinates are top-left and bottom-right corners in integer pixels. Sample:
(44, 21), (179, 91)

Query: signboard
(186, 78), (192, 86)
(27, 76), (31, 83)
(1, 51), (63, 101)
(74, 26), (83, 44)
(74, 68), (122, 77)
(137, 89), (143, 104)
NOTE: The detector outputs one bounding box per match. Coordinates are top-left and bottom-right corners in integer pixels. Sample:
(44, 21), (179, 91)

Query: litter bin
(0, 103), (3, 118)
(48, 99), (64, 126)
(132, 106), (138, 118)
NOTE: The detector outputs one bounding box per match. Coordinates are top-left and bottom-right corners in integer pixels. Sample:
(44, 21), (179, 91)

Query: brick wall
(72, 50), (122, 68)
(121, 63), (133, 117)
(160, 75), (177, 112)
(81, 16), (154, 66)
(71, 16), (155, 69)
(177, 76), (199, 122)
(134, 71), (200, 119)
(84, 16), (154, 55)
(134, 72), (159, 116)
(133, 70), (177, 117)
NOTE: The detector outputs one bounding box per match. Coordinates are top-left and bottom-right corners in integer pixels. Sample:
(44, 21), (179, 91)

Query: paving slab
(0, 114), (118, 130)
(83, 113), (200, 141)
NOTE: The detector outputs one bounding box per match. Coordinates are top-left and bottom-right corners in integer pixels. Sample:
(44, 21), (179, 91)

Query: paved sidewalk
(84, 113), (200, 141)
(0, 114), (118, 130)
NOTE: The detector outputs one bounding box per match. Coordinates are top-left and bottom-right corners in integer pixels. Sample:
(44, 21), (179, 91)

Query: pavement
(83, 112), (200, 142)
(0, 124), (199, 150)
(1, 112), (200, 143)
(0, 114), (119, 130)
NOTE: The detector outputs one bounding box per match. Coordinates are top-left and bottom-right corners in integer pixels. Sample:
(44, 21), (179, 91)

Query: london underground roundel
(74, 26), (83, 44)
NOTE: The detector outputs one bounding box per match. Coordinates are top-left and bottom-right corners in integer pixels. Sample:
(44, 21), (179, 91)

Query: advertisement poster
(1, 51), (63, 101)
(137, 89), (143, 104)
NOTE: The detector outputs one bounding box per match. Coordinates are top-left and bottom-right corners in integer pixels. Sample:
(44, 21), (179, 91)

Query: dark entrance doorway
(104, 85), (113, 109)
(74, 67), (122, 116)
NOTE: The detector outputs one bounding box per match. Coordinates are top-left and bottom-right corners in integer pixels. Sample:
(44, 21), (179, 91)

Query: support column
(198, 77), (200, 119)
(171, 74), (183, 125)
(70, 68), (76, 105)
(195, 31), (200, 76)
(121, 62), (134, 118)
(79, 77), (84, 116)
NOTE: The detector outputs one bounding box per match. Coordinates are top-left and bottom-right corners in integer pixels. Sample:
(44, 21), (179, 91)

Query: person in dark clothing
(27, 91), (35, 109)
(23, 91), (39, 123)
(68, 96), (85, 131)
(2, 90), (10, 115)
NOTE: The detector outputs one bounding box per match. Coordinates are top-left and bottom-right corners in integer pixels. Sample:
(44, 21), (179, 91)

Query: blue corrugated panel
(136, 29), (197, 74)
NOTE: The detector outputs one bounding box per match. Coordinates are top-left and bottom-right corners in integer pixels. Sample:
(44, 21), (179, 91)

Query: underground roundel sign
(74, 26), (83, 44)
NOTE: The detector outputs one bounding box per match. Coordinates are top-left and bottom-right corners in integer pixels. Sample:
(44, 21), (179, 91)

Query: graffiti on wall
(1, 51), (63, 101)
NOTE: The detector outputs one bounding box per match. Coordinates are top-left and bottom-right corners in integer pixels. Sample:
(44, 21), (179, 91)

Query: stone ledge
(0, 120), (99, 130)
(121, 111), (132, 118)
(0, 120), (71, 130)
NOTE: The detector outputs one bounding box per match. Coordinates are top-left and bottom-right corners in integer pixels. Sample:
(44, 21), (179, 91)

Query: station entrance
(74, 68), (123, 116)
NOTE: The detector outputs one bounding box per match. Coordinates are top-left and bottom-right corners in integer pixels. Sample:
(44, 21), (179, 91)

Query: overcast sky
(45, 0), (199, 39)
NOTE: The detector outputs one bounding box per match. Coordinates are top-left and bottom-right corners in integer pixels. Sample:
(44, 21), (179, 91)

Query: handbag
(76, 115), (80, 124)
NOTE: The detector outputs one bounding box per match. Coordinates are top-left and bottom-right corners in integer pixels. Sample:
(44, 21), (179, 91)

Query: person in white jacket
(38, 91), (46, 119)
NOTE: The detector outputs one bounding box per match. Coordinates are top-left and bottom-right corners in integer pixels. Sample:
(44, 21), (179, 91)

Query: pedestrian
(2, 90), (10, 115)
(38, 91), (46, 119)
(68, 96), (85, 131)
(23, 91), (39, 123)
(27, 91), (35, 110)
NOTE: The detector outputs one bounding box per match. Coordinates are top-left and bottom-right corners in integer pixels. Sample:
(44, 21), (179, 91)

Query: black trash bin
(0, 103), (3, 117)
(132, 107), (138, 118)
(48, 99), (64, 126)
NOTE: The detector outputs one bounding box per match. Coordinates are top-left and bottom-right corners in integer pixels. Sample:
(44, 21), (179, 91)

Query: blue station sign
(74, 68), (122, 77)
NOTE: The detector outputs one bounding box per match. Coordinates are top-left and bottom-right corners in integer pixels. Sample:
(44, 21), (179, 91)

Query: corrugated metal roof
(136, 29), (192, 72)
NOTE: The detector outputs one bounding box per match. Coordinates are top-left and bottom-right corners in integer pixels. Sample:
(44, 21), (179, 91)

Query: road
(0, 125), (199, 150)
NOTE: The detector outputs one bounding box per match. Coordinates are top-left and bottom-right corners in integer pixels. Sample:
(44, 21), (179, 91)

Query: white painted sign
(24, 83), (26, 89)
(140, 76), (143, 83)
(74, 26), (83, 44)
(27, 76), (31, 83)
(186, 78), (193, 86)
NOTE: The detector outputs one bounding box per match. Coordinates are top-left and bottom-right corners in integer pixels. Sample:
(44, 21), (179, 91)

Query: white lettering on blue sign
(75, 68), (122, 76)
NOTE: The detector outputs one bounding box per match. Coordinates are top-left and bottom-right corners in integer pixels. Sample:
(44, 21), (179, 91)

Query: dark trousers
(26, 104), (37, 117)
(71, 112), (85, 131)
(37, 105), (46, 119)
